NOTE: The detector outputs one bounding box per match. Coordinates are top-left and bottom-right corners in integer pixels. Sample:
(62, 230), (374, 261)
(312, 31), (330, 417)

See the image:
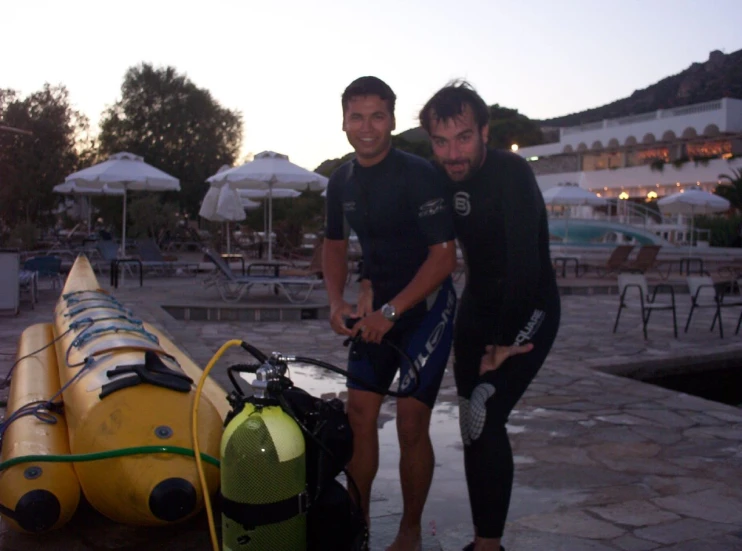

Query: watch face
(382, 304), (396, 320)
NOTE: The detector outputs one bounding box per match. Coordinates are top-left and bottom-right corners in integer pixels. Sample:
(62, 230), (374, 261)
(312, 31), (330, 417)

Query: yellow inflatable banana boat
(50, 255), (223, 526)
(0, 323), (81, 533)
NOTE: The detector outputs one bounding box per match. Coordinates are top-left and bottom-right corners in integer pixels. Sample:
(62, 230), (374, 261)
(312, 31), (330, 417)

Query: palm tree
(716, 168), (742, 211)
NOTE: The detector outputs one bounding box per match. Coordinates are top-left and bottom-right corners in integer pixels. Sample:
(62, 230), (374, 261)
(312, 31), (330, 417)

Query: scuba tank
(218, 336), (415, 551)
(220, 358), (307, 551)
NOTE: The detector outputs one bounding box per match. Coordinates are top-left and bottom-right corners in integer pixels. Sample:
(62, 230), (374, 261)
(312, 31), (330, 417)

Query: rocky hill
(542, 49), (742, 127)
(314, 49), (742, 171)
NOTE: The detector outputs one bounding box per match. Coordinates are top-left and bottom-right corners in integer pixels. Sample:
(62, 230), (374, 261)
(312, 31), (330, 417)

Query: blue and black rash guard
(325, 148), (455, 319)
(447, 149), (558, 345)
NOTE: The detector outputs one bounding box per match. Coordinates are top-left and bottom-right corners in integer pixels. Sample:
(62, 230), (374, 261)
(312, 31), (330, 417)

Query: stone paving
(0, 266), (741, 551)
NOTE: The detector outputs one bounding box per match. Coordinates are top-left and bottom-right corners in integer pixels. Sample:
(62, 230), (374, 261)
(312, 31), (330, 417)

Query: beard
(439, 142), (486, 182)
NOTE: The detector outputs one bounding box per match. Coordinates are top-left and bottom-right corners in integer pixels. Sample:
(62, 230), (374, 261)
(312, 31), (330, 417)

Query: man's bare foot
(385, 528), (422, 551)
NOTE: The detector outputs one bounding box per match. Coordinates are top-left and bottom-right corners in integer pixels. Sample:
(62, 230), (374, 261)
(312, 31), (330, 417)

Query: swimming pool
(548, 219), (668, 246)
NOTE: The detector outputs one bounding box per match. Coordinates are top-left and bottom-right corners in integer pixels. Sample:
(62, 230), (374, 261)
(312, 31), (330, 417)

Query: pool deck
(1, 262), (741, 551)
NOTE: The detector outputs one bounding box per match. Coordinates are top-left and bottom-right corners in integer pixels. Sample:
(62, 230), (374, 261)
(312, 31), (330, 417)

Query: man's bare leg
(473, 536), (502, 550)
(346, 388), (385, 525)
(386, 397), (433, 551)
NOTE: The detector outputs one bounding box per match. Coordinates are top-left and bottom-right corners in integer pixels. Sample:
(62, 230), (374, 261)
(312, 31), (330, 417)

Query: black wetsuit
(325, 148), (457, 406)
(445, 149), (560, 538)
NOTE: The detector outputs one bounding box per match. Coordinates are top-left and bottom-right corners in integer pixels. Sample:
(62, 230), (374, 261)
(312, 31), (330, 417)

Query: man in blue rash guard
(323, 76), (458, 551)
(419, 81), (561, 551)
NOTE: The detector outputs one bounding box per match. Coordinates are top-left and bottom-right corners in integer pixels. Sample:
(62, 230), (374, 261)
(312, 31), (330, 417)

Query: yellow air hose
(192, 339), (244, 551)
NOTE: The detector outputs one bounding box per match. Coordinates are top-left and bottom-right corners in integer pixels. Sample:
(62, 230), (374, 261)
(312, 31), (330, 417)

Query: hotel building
(517, 98), (742, 201)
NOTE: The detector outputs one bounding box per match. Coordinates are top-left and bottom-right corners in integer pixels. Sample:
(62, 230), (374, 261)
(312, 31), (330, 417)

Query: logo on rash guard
(418, 198), (445, 218)
(513, 309), (545, 346)
(453, 192), (470, 216)
(342, 201), (356, 212)
(399, 287), (456, 391)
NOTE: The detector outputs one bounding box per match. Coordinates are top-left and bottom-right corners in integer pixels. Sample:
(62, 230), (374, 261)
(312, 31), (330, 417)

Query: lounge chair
(717, 259), (742, 278)
(135, 238), (199, 275)
(277, 240), (324, 279)
(578, 245), (634, 277)
(202, 248), (322, 304)
(619, 245), (672, 280)
(613, 273), (677, 339)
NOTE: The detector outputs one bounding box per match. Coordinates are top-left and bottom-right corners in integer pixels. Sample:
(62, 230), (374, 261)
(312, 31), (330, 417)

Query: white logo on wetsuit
(453, 191), (471, 216)
(513, 309), (545, 346)
(399, 287), (456, 391)
(343, 201), (356, 212)
(418, 198), (445, 218)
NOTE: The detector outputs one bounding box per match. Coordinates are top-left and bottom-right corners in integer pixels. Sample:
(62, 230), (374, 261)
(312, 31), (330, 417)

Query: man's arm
(354, 240), (456, 344)
(323, 237), (349, 308)
(323, 163), (356, 336)
(385, 241), (456, 315)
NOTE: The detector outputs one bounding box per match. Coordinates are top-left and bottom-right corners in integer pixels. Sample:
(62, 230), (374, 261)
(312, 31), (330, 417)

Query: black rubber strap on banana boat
(72, 322), (159, 349)
(99, 351), (193, 399)
(0, 502), (17, 521)
(220, 491), (309, 529)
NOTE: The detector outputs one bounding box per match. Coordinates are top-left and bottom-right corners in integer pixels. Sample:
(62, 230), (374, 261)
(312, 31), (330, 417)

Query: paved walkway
(1, 268), (741, 550)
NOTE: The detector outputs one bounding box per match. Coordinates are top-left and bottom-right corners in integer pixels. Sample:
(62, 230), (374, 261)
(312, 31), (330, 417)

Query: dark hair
(419, 80), (489, 133)
(341, 76), (396, 117)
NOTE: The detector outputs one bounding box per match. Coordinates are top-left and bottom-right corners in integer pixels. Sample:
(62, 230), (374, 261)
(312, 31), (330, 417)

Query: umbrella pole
(226, 221), (231, 254)
(270, 191), (274, 260)
(689, 209), (694, 260)
(121, 188), (127, 257)
(119, 188), (127, 286)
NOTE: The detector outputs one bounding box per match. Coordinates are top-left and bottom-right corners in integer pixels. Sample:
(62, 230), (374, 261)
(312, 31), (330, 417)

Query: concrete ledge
(590, 349), (742, 380)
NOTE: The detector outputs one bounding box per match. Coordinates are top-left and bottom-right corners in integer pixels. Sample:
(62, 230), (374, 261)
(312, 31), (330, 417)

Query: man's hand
(354, 309), (393, 344)
(479, 343), (534, 376)
(330, 300), (356, 336)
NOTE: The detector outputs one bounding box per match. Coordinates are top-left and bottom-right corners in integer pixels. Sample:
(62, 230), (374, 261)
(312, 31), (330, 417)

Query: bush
(6, 222), (38, 251)
(695, 214), (742, 247)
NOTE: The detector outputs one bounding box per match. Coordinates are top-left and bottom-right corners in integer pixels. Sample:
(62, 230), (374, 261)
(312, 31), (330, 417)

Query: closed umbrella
(199, 184), (248, 254)
(53, 181), (124, 233)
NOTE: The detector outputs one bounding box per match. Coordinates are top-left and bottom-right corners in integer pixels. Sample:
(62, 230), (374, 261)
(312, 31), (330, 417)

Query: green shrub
(695, 214), (742, 247)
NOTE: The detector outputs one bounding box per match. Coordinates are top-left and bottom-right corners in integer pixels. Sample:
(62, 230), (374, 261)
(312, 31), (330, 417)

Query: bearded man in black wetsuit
(419, 81), (561, 551)
(323, 76), (458, 551)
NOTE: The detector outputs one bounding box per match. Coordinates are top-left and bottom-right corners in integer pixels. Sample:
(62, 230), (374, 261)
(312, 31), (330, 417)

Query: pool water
(639, 365), (742, 407)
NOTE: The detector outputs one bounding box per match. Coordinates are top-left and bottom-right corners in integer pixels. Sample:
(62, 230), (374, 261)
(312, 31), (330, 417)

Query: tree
(99, 63), (243, 219)
(0, 84), (90, 241)
(314, 103), (544, 175)
(487, 104), (543, 150)
(716, 168), (742, 211)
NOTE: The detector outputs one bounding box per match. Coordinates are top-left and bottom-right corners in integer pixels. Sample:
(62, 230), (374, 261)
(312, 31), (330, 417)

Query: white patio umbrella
(657, 189), (730, 256)
(541, 183), (606, 242)
(207, 151), (328, 259)
(61, 152), (180, 255)
(53, 181), (124, 233)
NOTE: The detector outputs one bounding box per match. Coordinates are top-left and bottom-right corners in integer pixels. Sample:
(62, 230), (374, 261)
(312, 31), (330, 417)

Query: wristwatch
(381, 303), (397, 322)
